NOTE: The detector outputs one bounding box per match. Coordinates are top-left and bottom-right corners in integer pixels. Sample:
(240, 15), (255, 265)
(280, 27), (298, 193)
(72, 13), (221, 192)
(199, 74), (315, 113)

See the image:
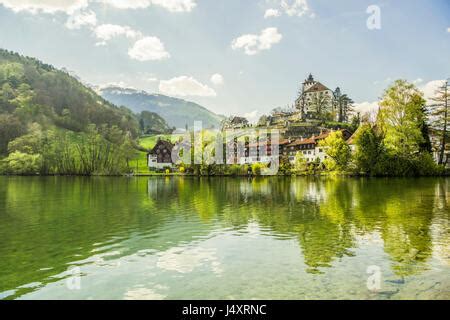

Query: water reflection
(0, 176), (448, 299)
(145, 177), (448, 277)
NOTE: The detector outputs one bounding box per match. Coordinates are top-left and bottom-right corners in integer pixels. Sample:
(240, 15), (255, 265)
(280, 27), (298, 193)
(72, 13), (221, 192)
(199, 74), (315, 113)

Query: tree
(319, 131), (351, 171)
(350, 112), (361, 132)
(377, 80), (427, 157)
(257, 115), (269, 127)
(310, 92), (332, 120)
(429, 80), (449, 164)
(2, 151), (41, 175)
(353, 124), (384, 174)
(0, 114), (25, 155)
(293, 151), (307, 173)
(334, 88), (354, 123)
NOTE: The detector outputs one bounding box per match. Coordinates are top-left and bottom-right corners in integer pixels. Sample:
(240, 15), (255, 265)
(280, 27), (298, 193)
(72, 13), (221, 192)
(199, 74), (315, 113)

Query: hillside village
(148, 74), (361, 170)
(147, 75), (450, 174)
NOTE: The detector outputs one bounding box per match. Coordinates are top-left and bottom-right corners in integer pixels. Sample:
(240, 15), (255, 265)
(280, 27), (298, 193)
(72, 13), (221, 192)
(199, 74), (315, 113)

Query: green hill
(0, 49), (141, 175)
(138, 110), (173, 134)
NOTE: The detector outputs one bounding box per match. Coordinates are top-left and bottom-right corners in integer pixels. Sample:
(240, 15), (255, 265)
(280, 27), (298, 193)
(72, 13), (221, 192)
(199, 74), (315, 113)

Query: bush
(413, 153), (444, 176)
(227, 164), (243, 176)
(2, 151), (41, 175)
(251, 163), (264, 176)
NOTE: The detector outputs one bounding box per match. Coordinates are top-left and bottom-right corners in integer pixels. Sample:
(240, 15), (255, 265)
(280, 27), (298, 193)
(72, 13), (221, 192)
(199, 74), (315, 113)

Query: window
(319, 148), (323, 153)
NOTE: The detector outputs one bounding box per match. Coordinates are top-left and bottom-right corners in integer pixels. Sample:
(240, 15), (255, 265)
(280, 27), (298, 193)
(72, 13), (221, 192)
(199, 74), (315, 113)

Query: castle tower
(302, 73), (316, 92)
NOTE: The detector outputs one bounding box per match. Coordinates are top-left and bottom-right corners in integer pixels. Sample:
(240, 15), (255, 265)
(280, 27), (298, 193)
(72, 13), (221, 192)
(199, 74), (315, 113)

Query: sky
(0, 0), (449, 120)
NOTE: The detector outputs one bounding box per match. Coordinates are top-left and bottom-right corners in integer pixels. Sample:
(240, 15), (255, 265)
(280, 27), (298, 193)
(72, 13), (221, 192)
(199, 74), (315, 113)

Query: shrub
(2, 151), (41, 175)
(251, 163), (263, 176)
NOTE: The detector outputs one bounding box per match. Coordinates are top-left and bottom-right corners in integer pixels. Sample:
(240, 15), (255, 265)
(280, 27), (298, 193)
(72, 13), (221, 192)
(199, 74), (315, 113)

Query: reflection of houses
(283, 129), (352, 163)
(147, 139), (174, 169)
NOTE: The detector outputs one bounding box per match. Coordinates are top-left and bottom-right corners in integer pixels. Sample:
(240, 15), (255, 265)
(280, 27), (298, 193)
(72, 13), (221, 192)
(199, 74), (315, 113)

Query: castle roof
(304, 82), (330, 93)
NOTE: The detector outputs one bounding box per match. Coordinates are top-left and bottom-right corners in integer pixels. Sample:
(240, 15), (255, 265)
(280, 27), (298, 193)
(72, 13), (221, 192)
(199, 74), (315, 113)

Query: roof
(286, 129), (352, 147)
(149, 139), (174, 155)
(304, 82), (330, 93)
(247, 138), (290, 148)
(286, 138), (316, 147)
(230, 116), (248, 124)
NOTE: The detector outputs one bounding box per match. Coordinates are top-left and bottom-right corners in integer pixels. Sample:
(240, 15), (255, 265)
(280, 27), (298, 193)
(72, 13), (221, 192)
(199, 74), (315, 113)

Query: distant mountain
(98, 86), (225, 129)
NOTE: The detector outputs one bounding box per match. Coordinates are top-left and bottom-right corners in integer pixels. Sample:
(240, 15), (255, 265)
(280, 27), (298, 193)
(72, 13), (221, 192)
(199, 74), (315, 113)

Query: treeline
(0, 124), (138, 175)
(138, 110), (173, 135)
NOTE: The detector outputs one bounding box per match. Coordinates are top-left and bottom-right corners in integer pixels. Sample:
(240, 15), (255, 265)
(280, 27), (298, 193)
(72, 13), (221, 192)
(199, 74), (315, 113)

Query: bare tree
(430, 80), (450, 164)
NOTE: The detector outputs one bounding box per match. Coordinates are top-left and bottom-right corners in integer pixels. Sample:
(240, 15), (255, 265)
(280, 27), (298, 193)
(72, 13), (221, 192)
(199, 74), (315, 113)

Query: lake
(0, 176), (448, 300)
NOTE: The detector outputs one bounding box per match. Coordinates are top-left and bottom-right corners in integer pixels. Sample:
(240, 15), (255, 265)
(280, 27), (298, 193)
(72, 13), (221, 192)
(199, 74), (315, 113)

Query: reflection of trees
(0, 176), (445, 297)
(147, 177), (441, 276)
(432, 179), (450, 266)
(295, 178), (355, 273)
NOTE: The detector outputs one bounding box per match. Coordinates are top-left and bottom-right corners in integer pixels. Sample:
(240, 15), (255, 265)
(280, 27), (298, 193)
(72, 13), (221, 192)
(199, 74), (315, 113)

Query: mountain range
(98, 86), (225, 130)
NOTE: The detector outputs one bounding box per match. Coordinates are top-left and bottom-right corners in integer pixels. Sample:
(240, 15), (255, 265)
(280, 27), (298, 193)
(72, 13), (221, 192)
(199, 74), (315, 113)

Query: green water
(0, 176), (448, 300)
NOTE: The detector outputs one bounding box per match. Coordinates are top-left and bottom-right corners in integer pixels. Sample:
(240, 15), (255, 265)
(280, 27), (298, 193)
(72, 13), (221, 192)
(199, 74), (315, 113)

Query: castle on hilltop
(295, 74), (336, 121)
(223, 74), (354, 133)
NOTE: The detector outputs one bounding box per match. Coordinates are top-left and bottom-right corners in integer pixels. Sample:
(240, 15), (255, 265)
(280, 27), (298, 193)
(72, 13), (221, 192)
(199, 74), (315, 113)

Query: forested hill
(0, 49), (138, 138)
(0, 49), (141, 175)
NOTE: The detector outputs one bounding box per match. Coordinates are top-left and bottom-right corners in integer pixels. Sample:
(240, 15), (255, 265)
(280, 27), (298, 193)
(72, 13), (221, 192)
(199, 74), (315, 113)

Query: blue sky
(0, 0), (449, 119)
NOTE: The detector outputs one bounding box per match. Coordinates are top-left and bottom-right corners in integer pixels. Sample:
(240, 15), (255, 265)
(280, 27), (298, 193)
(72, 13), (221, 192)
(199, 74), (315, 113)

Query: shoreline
(1, 172), (449, 178)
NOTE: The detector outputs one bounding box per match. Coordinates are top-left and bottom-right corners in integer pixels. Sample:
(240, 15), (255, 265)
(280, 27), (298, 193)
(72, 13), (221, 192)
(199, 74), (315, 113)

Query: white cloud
(231, 27), (282, 55)
(128, 36), (170, 61)
(264, 8), (281, 18)
(0, 0), (88, 14)
(280, 0), (310, 17)
(65, 10), (97, 29)
(96, 0), (150, 9)
(243, 110), (259, 123)
(94, 24), (141, 42)
(353, 101), (379, 114)
(412, 78), (423, 85)
(0, 0), (197, 14)
(210, 73), (224, 86)
(159, 76), (216, 97)
(420, 79), (445, 103)
(447, 27), (450, 33)
(151, 0), (196, 12)
(96, 0), (196, 12)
